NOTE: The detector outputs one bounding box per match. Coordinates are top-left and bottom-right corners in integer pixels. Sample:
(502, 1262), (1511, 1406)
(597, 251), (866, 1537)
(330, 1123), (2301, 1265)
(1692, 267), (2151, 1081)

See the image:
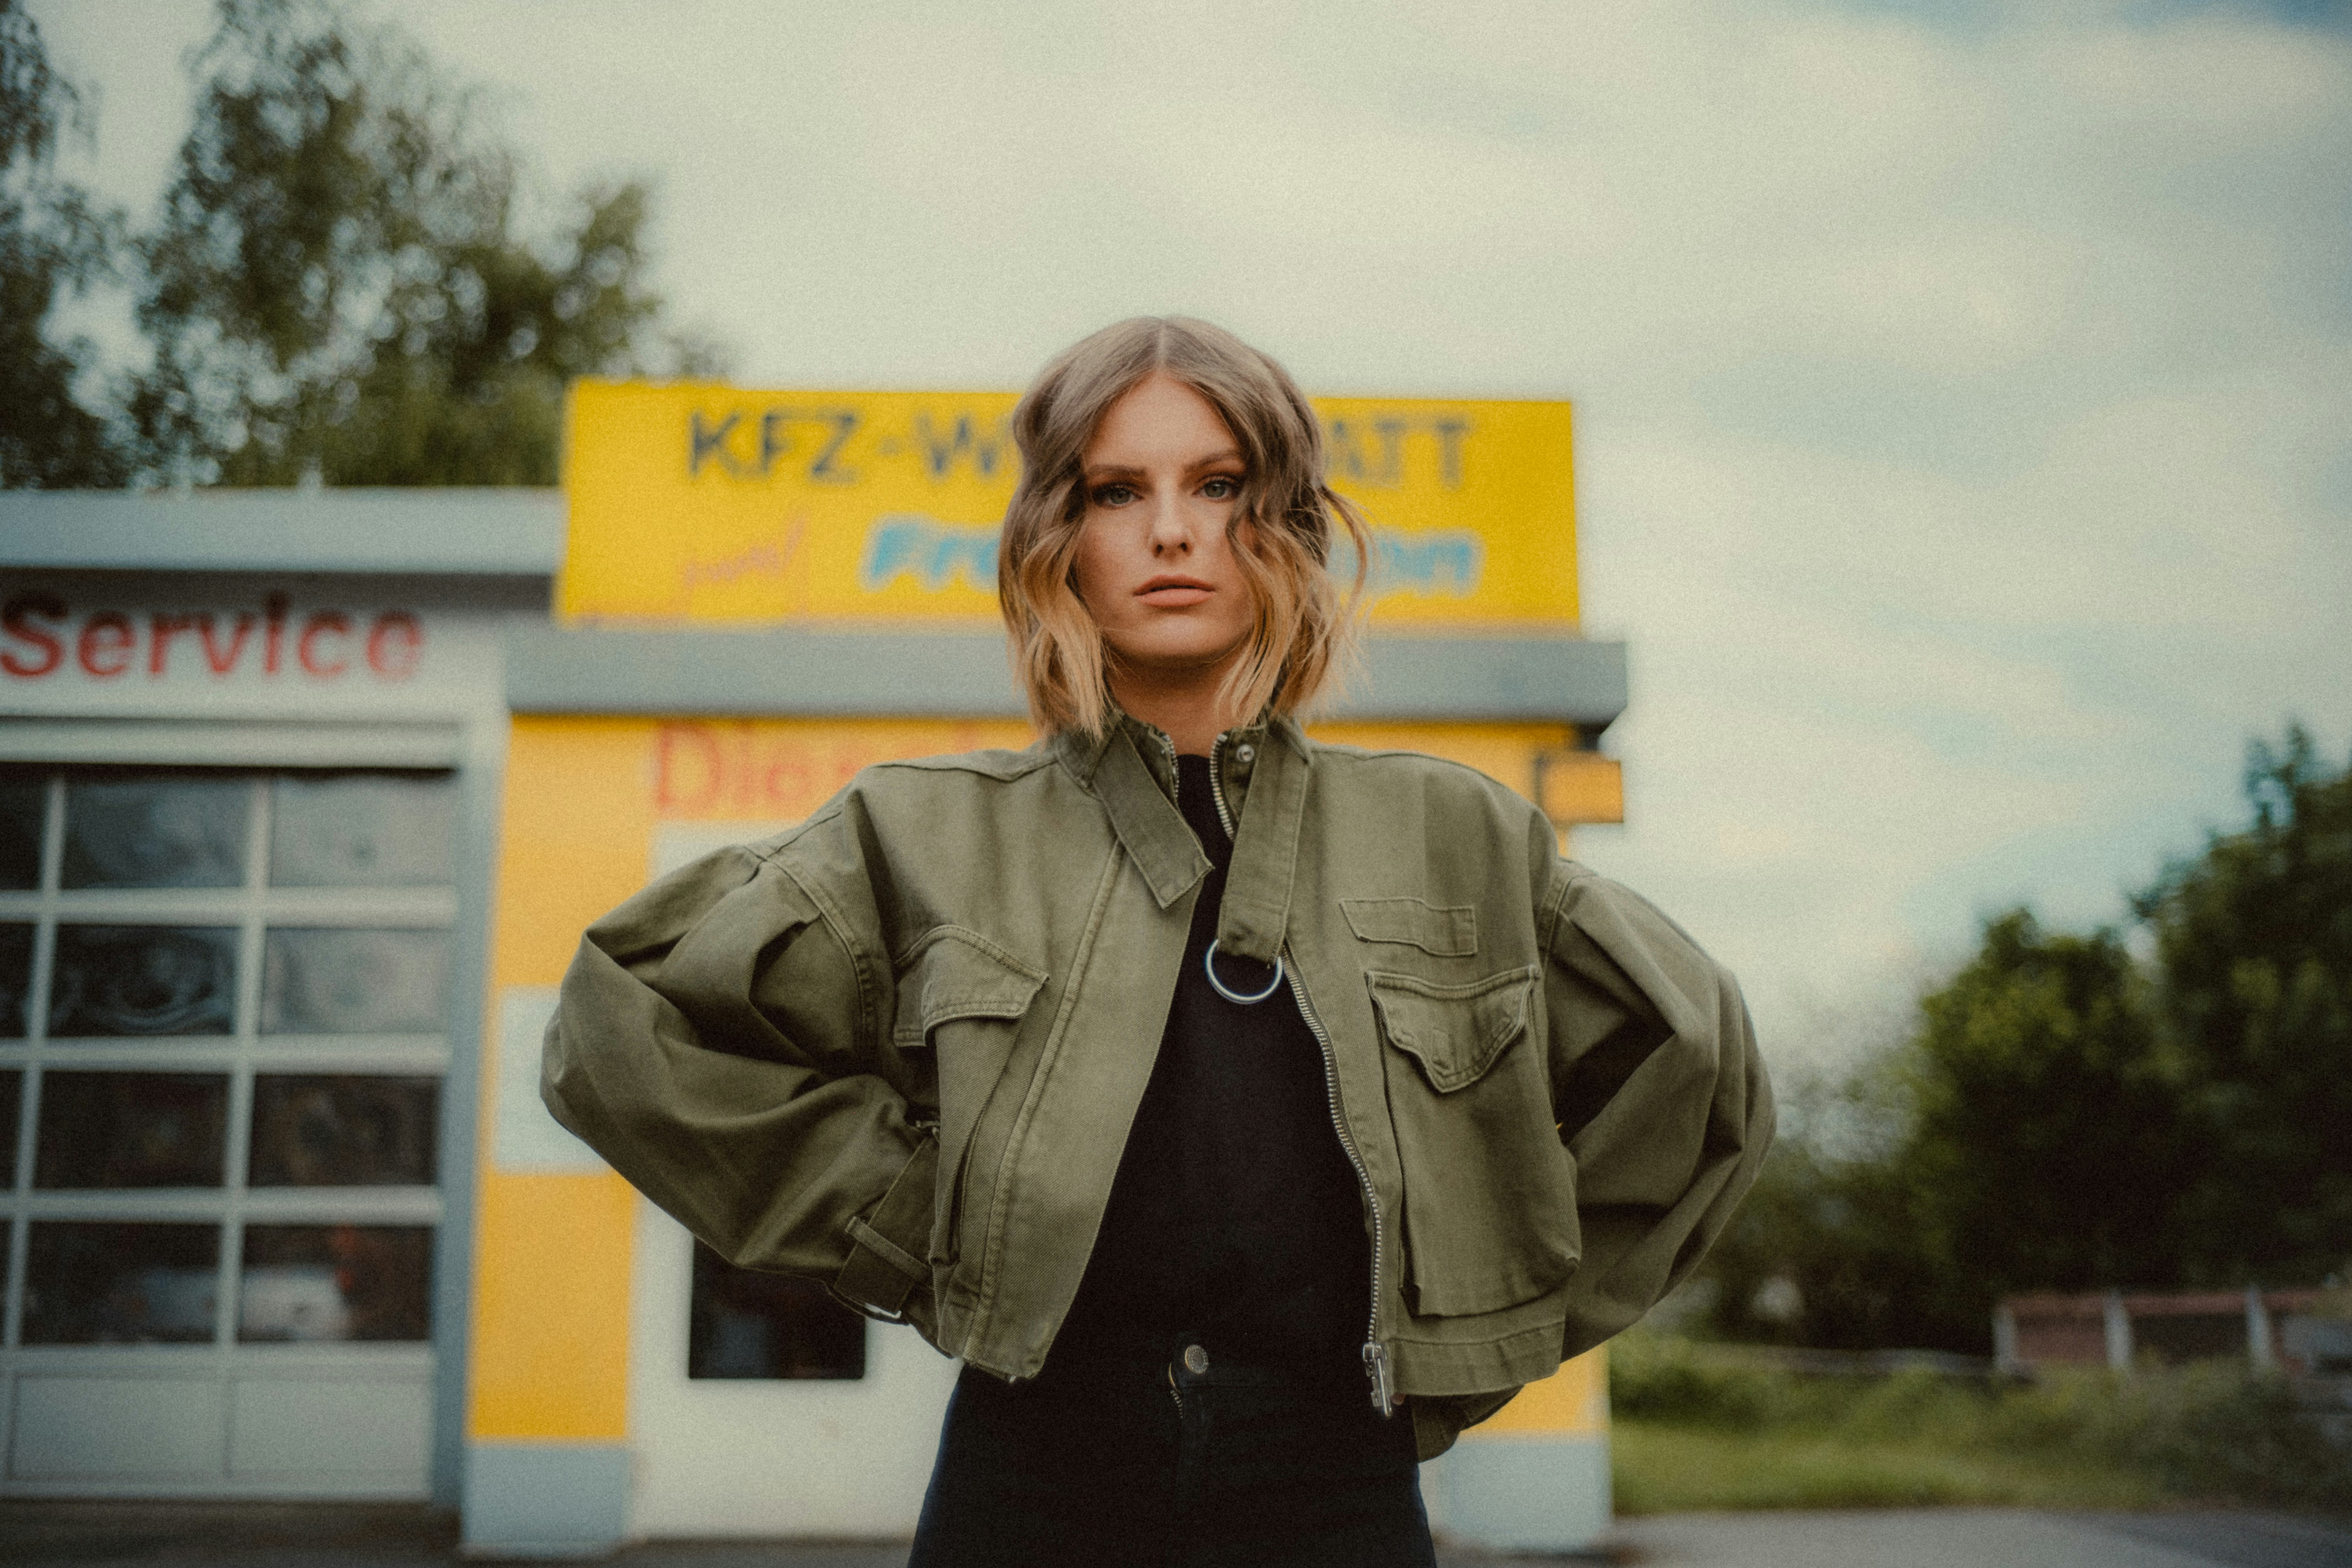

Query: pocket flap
(1340, 898), (1477, 956)
(892, 927), (1047, 1047)
(1367, 967), (1538, 1092)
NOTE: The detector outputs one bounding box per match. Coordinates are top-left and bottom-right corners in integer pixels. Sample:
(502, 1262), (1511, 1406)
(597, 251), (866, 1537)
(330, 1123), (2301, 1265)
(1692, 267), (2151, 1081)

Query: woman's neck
(1107, 662), (1246, 757)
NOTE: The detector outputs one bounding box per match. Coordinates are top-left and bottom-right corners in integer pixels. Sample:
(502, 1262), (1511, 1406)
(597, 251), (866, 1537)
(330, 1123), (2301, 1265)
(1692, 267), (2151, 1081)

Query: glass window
(0, 922), (30, 1038)
(270, 774), (455, 887)
(22, 1221), (221, 1344)
(49, 925), (238, 1037)
(0, 1067), (18, 1176)
(688, 1241), (866, 1379)
(61, 775), (247, 889)
(0, 777), (43, 888)
(238, 1225), (432, 1342)
(249, 1075), (439, 1187)
(261, 928), (446, 1035)
(34, 1071), (228, 1189)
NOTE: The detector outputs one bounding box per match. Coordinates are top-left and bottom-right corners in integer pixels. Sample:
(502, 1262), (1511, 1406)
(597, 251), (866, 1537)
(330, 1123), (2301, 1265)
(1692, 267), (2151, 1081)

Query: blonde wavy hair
(998, 316), (1370, 738)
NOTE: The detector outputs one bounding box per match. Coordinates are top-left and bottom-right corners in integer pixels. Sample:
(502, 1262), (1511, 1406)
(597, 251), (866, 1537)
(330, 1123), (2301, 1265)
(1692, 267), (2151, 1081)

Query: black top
(1050, 753), (1371, 1375)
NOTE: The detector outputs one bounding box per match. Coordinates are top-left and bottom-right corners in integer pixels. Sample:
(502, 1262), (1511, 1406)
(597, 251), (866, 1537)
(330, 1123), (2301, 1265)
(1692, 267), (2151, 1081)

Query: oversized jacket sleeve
(539, 829), (939, 1320)
(1540, 861), (1773, 1358)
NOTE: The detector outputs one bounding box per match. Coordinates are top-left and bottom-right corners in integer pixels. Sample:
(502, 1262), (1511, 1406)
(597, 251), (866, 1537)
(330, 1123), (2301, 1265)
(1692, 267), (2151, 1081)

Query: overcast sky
(31, 0), (2352, 1062)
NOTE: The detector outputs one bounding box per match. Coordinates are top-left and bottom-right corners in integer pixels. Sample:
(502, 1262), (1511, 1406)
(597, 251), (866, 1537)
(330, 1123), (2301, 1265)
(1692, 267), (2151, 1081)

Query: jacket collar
(1051, 705), (1312, 955)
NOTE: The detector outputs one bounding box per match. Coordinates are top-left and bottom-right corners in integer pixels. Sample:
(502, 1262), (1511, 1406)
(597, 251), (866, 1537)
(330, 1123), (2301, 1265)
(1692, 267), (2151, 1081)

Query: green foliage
(1695, 726), (2352, 1352)
(1695, 1062), (1984, 1350)
(0, 0), (131, 486)
(2138, 724), (2352, 1285)
(1907, 911), (2186, 1297)
(131, 0), (726, 487)
(1609, 1330), (2352, 1513)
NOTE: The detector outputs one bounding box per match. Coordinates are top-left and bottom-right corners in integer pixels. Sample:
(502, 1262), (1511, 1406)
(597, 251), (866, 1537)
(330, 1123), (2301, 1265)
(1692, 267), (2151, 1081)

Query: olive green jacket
(542, 711), (1772, 1459)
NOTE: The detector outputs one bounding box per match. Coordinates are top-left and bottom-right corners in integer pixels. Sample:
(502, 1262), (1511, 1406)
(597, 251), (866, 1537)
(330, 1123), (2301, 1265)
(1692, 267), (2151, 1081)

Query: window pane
(50, 925), (238, 1037)
(0, 777), (44, 889)
(24, 1221), (221, 1344)
(239, 1224), (432, 1342)
(249, 1075), (439, 1187)
(0, 922), (30, 1038)
(62, 774), (247, 889)
(688, 1241), (866, 1379)
(270, 773), (456, 887)
(261, 928), (446, 1034)
(35, 1071), (228, 1188)
(0, 1068), (18, 1177)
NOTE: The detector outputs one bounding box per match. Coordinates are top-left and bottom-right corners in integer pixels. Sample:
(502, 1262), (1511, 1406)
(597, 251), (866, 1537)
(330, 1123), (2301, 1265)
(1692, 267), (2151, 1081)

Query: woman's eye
(1201, 476), (1240, 500)
(1092, 483), (1137, 507)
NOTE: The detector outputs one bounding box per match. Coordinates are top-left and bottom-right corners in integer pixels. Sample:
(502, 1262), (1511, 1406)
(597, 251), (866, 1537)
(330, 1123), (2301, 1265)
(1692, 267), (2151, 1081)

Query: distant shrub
(1991, 1364), (2352, 1509)
(1606, 1328), (1782, 1428)
(1608, 1331), (2352, 1512)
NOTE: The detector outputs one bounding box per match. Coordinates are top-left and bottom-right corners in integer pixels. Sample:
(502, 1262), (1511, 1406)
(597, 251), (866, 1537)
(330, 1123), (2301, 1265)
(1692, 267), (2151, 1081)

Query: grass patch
(1613, 1418), (2160, 1514)
(1606, 1330), (2351, 1514)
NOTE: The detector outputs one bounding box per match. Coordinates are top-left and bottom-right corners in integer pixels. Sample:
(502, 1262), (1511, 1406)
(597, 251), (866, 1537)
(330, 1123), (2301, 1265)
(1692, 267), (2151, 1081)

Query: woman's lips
(1136, 577), (1212, 607)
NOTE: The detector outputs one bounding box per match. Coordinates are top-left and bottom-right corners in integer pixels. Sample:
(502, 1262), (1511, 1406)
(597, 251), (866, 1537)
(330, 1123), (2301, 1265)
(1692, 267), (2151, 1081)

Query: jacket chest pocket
(893, 928), (1047, 1267)
(1367, 965), (1580, 1317)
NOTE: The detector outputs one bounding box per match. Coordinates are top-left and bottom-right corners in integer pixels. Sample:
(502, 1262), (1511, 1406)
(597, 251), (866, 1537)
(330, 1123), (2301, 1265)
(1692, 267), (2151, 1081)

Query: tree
(0, 0), (131, 486)
(131, 0), (724, 486)
(2139, 726), (2352, 1287)
(1903, 911), (2189, 1299)
(1693, 726), (2351, 1352)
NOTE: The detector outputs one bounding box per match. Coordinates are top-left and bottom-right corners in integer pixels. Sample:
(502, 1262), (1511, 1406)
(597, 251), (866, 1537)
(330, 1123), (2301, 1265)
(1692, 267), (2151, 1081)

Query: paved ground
(1, 1502), (2347, 1567)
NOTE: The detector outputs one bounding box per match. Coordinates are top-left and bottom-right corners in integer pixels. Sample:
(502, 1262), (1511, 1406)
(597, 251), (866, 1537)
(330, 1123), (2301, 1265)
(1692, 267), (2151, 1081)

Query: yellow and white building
(0, 382), (1625, 1554)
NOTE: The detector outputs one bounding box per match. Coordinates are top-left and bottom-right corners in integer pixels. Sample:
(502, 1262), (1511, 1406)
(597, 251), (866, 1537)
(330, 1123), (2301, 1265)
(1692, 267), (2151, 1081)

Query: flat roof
(0, 490), (565, 575)
(1, 491), (1629, 728)
(506, 625), (1628, 726)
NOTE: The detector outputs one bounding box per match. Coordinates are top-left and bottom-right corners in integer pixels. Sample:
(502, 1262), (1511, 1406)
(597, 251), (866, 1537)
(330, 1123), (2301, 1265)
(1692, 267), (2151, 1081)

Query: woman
(543, 317), (1772, 1566)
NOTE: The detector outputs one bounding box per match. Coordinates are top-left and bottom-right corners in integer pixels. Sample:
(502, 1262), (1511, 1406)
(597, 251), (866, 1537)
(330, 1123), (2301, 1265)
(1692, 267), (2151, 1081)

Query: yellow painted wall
(468, 715), (1612, 1441)
(1477, 1344), (1608, 1438)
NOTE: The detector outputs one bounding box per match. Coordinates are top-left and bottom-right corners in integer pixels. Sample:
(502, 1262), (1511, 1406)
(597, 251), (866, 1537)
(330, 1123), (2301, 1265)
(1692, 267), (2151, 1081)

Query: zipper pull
(1363, 1340), (1395, 1417)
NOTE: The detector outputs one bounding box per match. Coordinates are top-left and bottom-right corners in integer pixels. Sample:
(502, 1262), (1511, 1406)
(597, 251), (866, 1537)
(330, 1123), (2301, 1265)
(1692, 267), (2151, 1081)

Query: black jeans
(907, 1348), (1436, 1568)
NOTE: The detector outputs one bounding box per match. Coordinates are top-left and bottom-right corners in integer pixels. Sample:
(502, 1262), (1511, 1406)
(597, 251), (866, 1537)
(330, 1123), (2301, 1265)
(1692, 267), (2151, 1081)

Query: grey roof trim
(0, 717), (464, 768)
(0, 489), (566, 575)
(1349, 636), (1626, 725)
(506, 625), (1626, 727)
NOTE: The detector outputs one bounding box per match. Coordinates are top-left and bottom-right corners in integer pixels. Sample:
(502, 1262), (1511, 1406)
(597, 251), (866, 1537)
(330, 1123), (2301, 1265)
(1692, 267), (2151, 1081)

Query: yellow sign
(559, 383), (1576, 627)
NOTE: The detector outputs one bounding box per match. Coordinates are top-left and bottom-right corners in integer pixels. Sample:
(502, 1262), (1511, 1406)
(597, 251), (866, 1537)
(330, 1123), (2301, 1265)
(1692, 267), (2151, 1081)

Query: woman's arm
(1538, 862), (1775, 1357)
(539, 828), (937, 1321)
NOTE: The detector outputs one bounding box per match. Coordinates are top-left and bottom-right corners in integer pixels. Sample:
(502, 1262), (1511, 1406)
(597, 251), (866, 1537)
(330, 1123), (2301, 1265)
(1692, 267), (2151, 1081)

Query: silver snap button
(1234, 744), (1255, 764)
(1183, 1344), (1209, 1374)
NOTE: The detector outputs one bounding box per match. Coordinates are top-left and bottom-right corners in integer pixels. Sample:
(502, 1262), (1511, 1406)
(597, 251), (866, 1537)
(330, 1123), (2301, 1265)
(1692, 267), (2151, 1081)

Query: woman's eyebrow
(1082, 449), (1245, 482)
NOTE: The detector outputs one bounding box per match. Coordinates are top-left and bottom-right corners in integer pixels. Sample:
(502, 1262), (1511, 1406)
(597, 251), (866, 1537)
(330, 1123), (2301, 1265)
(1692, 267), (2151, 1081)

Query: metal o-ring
(1203, 940), (1285, 1005)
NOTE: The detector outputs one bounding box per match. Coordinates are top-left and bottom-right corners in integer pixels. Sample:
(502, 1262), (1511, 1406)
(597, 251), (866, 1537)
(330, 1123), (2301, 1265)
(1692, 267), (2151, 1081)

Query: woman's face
(1071, 371), (1259, 681)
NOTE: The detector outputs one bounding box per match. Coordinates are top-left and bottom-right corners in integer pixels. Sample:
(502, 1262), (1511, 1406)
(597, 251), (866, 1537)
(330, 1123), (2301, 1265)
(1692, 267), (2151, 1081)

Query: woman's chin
(1105, 635), (1252, 683)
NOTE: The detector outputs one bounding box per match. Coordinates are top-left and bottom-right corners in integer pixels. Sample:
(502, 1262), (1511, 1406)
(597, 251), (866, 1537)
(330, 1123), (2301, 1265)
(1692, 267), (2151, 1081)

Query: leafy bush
(1996, 1363), (2352, 1508)
(1608, 1328), (1783, 1428)
(1608, 1330), (2352, 1512)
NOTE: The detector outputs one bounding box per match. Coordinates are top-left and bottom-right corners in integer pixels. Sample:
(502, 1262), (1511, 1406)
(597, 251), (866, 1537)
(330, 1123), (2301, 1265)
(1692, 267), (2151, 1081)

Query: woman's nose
(1146, 492), (1192, 555)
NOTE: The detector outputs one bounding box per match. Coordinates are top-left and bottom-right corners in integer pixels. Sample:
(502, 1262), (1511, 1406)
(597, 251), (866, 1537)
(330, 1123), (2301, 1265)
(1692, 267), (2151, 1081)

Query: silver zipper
(1154, 727), (1183, 808)
(1289, 952), (1393, 1416)
(1206, 731), (1234, 835)
(1207, 739), (1394, 1417)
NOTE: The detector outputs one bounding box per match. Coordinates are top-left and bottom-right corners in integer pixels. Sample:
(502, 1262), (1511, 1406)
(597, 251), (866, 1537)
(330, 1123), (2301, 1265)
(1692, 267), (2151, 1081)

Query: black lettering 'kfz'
(690, 408), (861, 483)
